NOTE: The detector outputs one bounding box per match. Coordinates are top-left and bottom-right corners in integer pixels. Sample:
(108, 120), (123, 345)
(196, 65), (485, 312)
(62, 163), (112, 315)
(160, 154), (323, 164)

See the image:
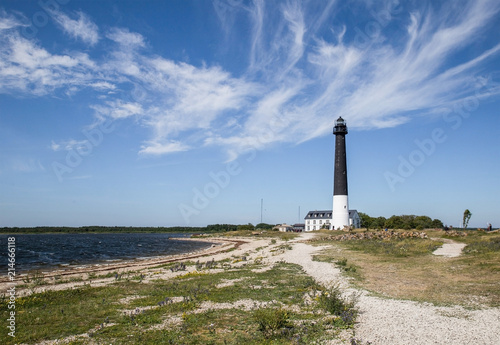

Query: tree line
(358, 213), (444, 230)
(0, 223), (276, 234)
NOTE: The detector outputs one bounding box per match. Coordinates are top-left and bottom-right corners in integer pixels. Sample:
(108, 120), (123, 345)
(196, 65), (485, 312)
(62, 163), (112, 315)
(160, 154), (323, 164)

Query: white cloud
(50, 139), (89, 151)
(89, 81), (116, 90)
(203, 0), (500, 157)
(139, 140), (190, 155)
(91, 100), (144, 120)
(2, 2), (500, 160)
(106, 28), (145, 49)
(0, 10), (25, 30)
(51, 10), (99, 45)
(0, 32), (96, 95)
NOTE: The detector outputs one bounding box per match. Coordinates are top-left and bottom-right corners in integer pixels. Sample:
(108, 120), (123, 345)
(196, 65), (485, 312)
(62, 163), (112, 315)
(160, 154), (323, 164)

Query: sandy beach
(5, 232), (500, 344)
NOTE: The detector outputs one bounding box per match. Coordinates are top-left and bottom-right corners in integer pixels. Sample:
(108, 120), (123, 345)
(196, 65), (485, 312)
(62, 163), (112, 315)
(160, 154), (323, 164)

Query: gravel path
(432, 238), (467, 257)
(273, 233), (500, 345)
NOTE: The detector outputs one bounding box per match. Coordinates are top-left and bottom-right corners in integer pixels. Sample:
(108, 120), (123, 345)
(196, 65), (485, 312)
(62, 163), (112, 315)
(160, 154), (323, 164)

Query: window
(319, 220), (322, 224)
(313, 220), (316, 224)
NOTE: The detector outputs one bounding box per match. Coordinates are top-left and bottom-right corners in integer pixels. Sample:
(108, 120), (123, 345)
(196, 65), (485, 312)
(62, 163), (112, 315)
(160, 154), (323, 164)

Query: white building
(273, 223), (294, 232)
(304, 210), (360, 231)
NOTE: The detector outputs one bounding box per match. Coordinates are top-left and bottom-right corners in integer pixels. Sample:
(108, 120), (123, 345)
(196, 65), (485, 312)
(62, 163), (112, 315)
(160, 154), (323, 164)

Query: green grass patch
(463, 236), (500, 255)
(313, 231), (500, 307)
(1, 261), (358, 344)
(337, 237), (442, 257)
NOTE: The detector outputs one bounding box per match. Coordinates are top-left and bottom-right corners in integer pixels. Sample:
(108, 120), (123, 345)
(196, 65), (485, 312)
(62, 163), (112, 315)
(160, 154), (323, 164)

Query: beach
(3, 232), (500, 344)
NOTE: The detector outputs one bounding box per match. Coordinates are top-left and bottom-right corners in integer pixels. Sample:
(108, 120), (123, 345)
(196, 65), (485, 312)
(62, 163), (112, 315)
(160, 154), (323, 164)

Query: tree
(237, 223), (255, 231)
(358, 212), (372, 229)
(463, 209), (472, 230)
(255, 223), (273, 230)
(431, 218), (444, 229)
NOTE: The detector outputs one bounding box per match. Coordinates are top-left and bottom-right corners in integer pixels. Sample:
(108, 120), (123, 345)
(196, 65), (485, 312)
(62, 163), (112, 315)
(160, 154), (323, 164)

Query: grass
(1, 261), (355, 344)
(312, 229), (500, 307)
(215, 229), (299, 241)
(316, 285), (358, 327)
(340, 237), (442, 257)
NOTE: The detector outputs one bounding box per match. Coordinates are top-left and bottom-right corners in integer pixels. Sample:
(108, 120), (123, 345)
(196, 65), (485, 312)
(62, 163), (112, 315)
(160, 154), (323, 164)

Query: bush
(237, 223), (255, 231)
(464, 237), (500, 254)
(253, 307), (292, 338)
(317, 285), (357, 327)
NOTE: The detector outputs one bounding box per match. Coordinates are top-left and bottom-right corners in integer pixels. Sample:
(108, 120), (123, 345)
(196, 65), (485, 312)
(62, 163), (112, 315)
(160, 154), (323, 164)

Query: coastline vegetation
(0, 223), (276, 234)
(1, 260), (357, 344)
(312, 228), (500, 307)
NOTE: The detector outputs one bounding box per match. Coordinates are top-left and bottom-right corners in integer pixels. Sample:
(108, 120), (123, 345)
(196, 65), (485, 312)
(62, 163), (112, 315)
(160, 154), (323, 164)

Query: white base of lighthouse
(332, 195), (349, 230)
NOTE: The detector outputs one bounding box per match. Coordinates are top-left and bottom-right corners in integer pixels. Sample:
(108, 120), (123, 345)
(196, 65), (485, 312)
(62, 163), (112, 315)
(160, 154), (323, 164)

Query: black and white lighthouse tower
(332, 116), (349, 230)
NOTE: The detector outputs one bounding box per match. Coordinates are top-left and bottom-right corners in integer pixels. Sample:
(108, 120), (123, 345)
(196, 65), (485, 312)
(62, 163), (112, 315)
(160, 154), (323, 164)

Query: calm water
(0, 233), (213, 273)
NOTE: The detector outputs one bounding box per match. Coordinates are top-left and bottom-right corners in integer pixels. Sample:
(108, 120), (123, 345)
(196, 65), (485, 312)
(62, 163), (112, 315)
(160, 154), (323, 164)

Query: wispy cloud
(208, 0), (500, 155)
(91, 100), (143, 120)
(0, 31), (95, 96)
(106, 27), (145, 49)
(1, 0), (499, 161)
(50, 10), (99, 45)
(0, 9), (25, 30)
(139, 140), (190, 155)
(50, 139), (90, 152)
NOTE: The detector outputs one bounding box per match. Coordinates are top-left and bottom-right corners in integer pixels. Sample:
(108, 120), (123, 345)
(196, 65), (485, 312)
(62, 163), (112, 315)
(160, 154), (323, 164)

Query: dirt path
(273, 233), (500, 345)
(432, 238), (467, 257)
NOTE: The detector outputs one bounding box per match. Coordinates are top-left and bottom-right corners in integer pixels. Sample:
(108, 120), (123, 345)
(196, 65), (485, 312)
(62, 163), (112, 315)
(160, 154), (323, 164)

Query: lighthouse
(332, 116), (349, 230)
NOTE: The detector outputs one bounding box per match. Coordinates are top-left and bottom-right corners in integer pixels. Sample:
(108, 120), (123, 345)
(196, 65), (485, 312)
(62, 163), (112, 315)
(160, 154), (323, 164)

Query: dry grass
(313, 230), (500, 307)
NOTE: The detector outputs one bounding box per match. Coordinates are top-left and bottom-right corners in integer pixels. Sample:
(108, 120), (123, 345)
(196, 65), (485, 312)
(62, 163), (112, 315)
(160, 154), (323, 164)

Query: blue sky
(1, 0), (499, 228)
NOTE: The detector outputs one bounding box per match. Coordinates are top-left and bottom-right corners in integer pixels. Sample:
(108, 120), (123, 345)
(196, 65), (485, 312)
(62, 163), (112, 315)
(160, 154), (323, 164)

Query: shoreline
(3, 232), (499, 344)
(0, 237), (245, 293)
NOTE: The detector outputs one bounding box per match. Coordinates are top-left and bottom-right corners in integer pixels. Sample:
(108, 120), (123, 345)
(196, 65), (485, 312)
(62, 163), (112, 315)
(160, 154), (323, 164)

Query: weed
(341, 238), (442, 257)
(464, 237), (500, 254)
(170, 262), (187, 272)
(22, 271), (46, 286)
(351, 337), (372, 345)
(317, 285), (358, 327)
(253, 307), (292, 338)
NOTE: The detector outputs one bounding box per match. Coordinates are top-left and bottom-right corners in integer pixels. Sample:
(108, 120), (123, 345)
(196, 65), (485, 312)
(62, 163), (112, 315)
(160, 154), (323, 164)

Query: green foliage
(463, 209), (472, 229)
(0, 224), (245, 234)
(335, 258), (357, 273)
(255, 223), (274, 230)
(342, 238), (442, 257)
(359, 213), (387, 229)
(237, 223), (255, 231)
(360, 213), (443, 230)
(2, 261), (353, 345)
(317, 285), (357, 327)
(205, 224), (238, 232)
(0, 226), (206, 234)
(464, 236), (500, 254)
(253, 307), (292, 338)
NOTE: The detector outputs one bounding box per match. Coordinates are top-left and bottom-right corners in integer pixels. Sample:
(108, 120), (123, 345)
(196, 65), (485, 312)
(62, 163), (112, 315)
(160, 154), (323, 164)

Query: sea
(0, 233), (213, 273)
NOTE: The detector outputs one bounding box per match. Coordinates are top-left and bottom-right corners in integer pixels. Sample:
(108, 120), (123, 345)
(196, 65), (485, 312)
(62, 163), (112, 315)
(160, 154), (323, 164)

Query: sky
(0, 0), (499, 228)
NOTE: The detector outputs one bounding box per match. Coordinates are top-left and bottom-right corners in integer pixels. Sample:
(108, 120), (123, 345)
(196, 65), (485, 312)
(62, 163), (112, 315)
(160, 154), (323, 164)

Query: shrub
(464, 237), (500, 254)
(253, 307), (292, 338)
(317, 285), (358, 327)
